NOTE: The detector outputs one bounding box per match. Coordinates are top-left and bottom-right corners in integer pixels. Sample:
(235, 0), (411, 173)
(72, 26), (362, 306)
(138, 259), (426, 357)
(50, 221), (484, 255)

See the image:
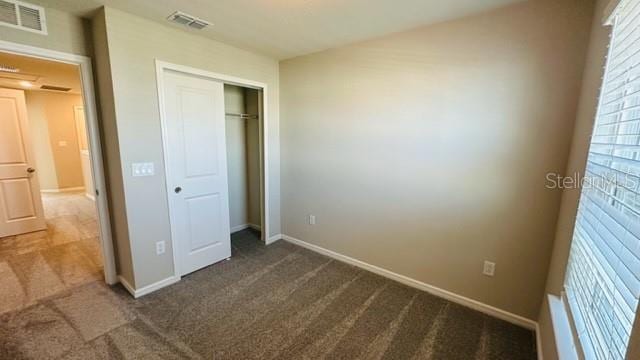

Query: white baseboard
(118, 275), (180, 298)
(41, 186), (85, 193)
(231, 223), (262, 233)
(281, 234), (538, 331)
(85, 193), (95, 201)
(266, 233), (282, 245)
(118, 276), (136, 295)
(231, 224), (250, 233)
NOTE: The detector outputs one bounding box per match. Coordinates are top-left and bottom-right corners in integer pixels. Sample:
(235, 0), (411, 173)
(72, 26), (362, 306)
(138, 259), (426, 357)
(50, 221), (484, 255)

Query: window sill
(548, 294), (580, 360)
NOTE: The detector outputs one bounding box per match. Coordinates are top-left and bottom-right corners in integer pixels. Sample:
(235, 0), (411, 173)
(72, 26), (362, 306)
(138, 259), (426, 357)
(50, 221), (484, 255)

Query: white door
(0, 88), (46, 237)
(74, 106), (95, 200)
(162, 70), (231, 276)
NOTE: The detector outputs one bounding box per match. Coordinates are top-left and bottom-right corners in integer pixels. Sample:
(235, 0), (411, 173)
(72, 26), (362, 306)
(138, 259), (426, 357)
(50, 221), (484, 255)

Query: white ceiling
(35, 0), (523, 60)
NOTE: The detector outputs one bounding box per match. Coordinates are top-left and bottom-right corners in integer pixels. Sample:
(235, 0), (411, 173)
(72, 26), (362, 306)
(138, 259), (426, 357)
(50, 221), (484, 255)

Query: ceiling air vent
(0, 1), (17, 25)
(0, 64), (19, 73)
(0, 0), (46, 34)
(40, 85), (71, 92)
(167, 11), (211, 30)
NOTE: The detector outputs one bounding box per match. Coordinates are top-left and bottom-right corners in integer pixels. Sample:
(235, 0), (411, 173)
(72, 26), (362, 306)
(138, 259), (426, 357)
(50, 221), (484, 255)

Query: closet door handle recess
(174, 186), (182, 194)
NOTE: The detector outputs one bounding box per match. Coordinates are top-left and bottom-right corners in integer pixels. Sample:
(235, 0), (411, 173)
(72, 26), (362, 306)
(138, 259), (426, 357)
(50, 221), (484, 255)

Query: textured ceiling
(33, 0), (523, 59)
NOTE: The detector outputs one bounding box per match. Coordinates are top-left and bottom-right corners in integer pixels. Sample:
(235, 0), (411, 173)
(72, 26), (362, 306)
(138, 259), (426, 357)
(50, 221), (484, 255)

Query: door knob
(174, 186), (182, 193)
(27, 167), (35, 173)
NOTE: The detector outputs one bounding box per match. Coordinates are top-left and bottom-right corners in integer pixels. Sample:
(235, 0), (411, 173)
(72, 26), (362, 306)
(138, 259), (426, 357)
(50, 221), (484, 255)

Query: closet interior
(224, 85), (262, 236)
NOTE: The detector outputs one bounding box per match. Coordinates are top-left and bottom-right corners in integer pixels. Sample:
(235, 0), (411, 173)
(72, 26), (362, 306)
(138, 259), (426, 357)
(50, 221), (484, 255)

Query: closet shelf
(226, 113), (258, 119)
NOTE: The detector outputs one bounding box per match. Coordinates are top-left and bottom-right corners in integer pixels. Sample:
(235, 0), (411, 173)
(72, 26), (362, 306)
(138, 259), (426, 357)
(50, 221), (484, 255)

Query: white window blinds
(565, 0), (640, 359)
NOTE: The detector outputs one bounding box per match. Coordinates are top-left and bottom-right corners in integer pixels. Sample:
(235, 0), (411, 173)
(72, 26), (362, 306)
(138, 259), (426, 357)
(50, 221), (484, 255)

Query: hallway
(0, 192), (102, 315)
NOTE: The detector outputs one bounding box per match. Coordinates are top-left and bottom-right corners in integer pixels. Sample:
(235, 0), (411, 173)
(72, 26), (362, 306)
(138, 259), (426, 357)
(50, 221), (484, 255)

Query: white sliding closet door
(161, 70), (231, 276)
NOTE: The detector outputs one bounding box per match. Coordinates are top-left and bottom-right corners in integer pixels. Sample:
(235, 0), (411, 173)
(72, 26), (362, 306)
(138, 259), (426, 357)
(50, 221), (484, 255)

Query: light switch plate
(132, 162), (155, 177)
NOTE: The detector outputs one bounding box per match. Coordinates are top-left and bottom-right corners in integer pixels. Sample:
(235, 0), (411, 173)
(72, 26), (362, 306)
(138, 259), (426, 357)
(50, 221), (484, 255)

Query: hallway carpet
(0, 192), (102, 315)
(0, 230), (537, 359)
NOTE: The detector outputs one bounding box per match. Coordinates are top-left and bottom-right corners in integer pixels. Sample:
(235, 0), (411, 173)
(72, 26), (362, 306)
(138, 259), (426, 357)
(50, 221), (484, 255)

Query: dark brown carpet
(0, 229), (537, 359)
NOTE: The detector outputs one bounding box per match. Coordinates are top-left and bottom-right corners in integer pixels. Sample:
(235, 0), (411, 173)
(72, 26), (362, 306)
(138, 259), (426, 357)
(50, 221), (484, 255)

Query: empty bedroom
(0, 0), (638, 359)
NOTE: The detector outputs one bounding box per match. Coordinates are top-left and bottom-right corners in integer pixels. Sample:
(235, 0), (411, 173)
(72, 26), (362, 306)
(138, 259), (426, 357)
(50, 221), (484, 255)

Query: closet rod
(225, 113), (258, 119)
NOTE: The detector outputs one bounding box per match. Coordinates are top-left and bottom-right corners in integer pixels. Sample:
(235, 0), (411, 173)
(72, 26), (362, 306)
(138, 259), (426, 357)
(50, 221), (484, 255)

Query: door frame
(0, 40), (118, 285)
(73, 105), (94, 201)
(154, 60), (270, 278)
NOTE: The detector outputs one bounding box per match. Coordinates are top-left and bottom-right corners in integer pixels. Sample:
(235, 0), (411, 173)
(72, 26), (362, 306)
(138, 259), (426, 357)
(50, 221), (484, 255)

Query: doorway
(0, 41), (116, 315)
(156, 61), (268, 279)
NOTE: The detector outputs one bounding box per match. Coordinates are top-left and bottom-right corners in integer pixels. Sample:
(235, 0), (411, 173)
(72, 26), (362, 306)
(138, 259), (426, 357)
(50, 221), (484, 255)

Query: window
(564, 0), (640, 359)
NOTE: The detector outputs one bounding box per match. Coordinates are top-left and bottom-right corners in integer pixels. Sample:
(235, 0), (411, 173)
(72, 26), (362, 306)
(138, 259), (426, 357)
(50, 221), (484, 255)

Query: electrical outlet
(483, 261), (496, 277)
(309, 214), (316, 225)
(156, 241), (166, 255)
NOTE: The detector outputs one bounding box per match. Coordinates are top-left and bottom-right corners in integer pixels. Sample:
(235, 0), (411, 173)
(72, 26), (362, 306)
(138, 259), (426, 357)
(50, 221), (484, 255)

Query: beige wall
(280, 0), (594, 320)
(25, 92), (58, 190)
(91, 9), (135, 286)
(95, 7), (280, 288)
(0, 7), (89, 56)
(25, 91), (84, 190)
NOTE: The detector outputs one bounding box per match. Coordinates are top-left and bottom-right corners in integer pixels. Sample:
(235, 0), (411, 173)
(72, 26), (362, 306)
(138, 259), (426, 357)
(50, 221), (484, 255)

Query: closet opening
(156, 61), (270, 280)
(224, 85), (264, 248)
